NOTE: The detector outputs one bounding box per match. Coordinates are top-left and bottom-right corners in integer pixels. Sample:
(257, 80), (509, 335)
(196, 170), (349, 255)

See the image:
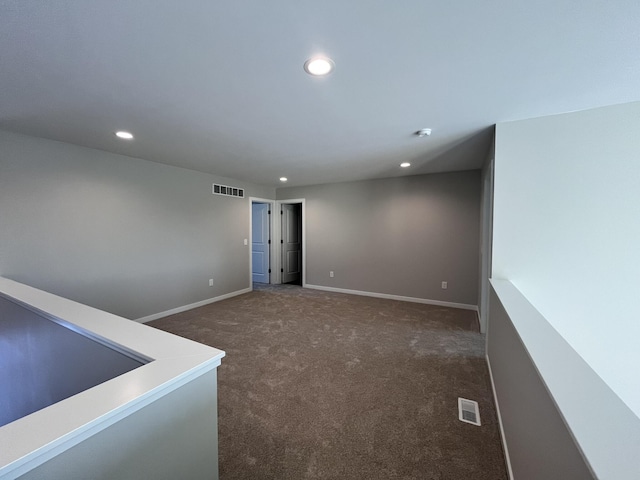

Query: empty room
(1, 2), (639, 479)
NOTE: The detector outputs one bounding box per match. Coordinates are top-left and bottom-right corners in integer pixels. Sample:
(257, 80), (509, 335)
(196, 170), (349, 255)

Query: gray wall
(487, 287), (594, 480)
(20, 370), (220, 480)
(0, 130), (274, 320)
(277, 171), (481, 306)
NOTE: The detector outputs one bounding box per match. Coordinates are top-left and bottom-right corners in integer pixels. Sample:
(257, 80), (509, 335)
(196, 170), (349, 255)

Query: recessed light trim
(400, 162), (411, 168)
(280, 177), (288, 182)
(115, 131), (134, 140)
(304, 57), (334, 76)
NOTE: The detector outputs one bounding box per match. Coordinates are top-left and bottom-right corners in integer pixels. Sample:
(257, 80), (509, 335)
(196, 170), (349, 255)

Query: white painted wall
(19, 370), (220, 480)
(493, 100), (640, 418)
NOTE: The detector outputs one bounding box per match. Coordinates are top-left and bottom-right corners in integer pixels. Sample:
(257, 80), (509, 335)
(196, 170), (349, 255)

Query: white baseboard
(304, 284), (478, 311)
(486, 354), (514, 480)
(134, 287), (252, 323)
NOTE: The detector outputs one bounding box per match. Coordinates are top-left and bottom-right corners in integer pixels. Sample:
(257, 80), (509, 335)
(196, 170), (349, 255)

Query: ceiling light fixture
(115, 131), (134, 140)
(304, 57), (334, 76)
(416, 128), (432, 137)
(400, 162), (411, 168)
(280, 177), (288, 182)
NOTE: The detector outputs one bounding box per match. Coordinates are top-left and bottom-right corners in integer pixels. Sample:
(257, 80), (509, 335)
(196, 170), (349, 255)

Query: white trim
(478, 155), (494, 334)
(271, 210), (281, 284)
(486, 354), (515, 480)
(276, 198), (306, 287)
(305, 284), (478, 311)
(249, 197), (275, 286)
(134, 287), (251, 323)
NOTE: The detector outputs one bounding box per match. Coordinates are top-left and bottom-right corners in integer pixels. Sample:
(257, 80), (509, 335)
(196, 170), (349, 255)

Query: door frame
(274, 198), (306, 286)
(478, 157), (494, 334)
(249, 197), (275, 287)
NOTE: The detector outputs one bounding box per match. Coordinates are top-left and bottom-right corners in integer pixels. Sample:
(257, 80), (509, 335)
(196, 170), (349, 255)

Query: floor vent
(213, 183), (244, 198)
(458, 398), (481, 426)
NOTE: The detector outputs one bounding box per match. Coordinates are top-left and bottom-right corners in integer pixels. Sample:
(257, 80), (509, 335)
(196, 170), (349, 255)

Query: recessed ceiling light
(115, 131), (134, 140)
(400, 162), (411, 168)
(280, 177), (288, 182)
(304, 57), (334, 76)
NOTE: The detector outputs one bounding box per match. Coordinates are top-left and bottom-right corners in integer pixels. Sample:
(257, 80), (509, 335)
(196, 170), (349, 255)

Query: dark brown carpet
(149, 284), (508, 480)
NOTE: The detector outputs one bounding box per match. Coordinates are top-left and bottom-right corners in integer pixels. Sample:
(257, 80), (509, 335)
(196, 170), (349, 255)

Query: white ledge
(0, 277), (225, 479)
(491, 279), (640, 480)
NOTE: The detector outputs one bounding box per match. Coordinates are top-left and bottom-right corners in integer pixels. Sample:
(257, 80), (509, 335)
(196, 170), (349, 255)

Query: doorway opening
(280, 202), (303, 286)
(250, 199), (274, 285)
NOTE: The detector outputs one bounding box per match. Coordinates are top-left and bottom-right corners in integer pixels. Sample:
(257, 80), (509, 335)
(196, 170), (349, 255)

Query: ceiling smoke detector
(416, 128), (432, 137)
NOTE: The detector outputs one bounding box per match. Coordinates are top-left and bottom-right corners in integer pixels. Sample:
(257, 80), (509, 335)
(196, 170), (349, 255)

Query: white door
(281, 203), (301, 285)
(252, 203), (270, 283)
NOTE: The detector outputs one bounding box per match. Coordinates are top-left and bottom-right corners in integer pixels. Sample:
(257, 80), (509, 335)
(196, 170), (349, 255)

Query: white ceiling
(1, 1), (639, 187)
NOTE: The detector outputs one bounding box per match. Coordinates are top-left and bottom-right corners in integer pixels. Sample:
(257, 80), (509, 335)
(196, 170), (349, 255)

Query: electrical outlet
(243, 238), (248, 246)
(441, 281), (448, 289)
(209, 279), (214, 287)
(330, 271), (334, 278)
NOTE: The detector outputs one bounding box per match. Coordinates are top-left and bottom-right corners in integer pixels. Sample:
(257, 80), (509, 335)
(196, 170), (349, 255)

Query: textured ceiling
(1, 1), (639, 187)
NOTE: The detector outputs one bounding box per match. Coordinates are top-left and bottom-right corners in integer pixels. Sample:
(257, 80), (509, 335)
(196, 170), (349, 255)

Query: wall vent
(458, 398), (481, 426)
(212, 184), (244, 198)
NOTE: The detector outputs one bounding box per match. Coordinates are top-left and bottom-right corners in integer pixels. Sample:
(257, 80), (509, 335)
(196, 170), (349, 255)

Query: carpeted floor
(149, 284), (508, 480)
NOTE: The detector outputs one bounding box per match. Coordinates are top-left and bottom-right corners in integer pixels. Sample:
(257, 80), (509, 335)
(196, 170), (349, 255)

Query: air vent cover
(213, 184), (244, 198)
(458, 398), (481, 426)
